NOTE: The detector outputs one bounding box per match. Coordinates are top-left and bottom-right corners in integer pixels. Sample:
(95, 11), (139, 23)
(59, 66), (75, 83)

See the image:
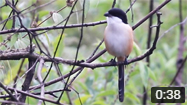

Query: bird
(104, 8), (133, 102)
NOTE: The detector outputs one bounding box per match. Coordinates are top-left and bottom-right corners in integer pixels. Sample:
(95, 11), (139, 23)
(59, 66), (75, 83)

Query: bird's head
(104, 8), (128, 24)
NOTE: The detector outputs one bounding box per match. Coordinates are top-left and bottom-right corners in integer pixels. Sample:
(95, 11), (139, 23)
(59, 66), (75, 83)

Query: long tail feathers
(118, 64), (124, 102)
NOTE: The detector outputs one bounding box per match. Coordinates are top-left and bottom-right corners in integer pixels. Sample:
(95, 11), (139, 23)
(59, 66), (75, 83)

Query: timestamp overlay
(151, 87), (185, 103)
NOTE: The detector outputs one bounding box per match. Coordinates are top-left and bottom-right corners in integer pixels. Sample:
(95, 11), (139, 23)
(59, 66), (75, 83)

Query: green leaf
(52, 12), (63, 25)
(92, 101), (106, 105)
(74, 95), (91, 105)
(139, 62), (149, 88)
(5, 20), (13, 29)
(44, 33), (50, 45)
(25, 97), (38, 104)
(106, 70), (113, 82)
(165, 57), (175, 69)
(52, 34), (65, 57)
(130, 66), (140, 77)
(4, 59), (28, 84)
(14, 39), (27, 49)
(133, 41), (141, 56)
(97, 90), (115, 97)
(2, 8), (11, 20)
(0, 0), (4, 7)
(22, 17), (31, 28)
(8, 34), (18, 48)
(125, 92), (141, 103)
(21, 36), (30, 46)
(39, 10), (49, 18)
(148, 67), (157, 81)
(14, 17), (31, 28)
(77, 81), (88, 93)
(59, 92), (69, 103)
(86, 76), (94, 95)
(38, 34), (49, 47)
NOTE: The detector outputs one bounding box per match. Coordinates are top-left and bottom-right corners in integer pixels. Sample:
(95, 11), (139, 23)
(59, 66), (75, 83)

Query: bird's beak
(104, 12), (111, 17)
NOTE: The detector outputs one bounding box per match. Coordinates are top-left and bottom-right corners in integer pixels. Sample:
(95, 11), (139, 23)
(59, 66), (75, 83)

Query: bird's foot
(76, 60), (85, 64)
(124, 58), (128, 68)
(124, 58), (128, 64)
(109, 58), (116, 64)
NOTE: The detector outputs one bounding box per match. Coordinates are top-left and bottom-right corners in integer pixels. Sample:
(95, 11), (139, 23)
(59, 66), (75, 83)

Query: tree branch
(0, 82), (18, 101)
(0, 20), (106, 34)
(0, 0), (171, 35)
(37, 58), (45, 105)
(19, 58), (37, 102)
(175, 0), (185, 86)
(7, 87), (64, 105)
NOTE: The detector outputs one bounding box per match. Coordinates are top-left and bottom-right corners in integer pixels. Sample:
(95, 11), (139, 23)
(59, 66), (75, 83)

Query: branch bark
(19, 58), (37, 102)
(143, 0), (154, 104)
(175, 0), (185, 86)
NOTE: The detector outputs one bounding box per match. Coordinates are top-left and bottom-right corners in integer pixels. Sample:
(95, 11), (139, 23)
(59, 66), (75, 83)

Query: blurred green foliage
(0, 0), (187, 105)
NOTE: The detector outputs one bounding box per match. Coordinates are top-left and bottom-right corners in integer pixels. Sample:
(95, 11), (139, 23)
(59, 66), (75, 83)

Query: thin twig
(175, 0), (185, 86)
(7, 88), (64, 105)
(128, 0), (135, 23)
(0, 82), (18, 101)
(19, 58), (37, 102)
(169, 55), (187, 86)
(42, 0), (77, 83)
(13, 58), (25, 88)
(37, 58), (45, 105)
(0, 0), (56, 25)
(1, 0), (18, 31)
(143, 0), (154, 104)
(132, 0), (171, 29)
(125, 0), (137, 13)
(87, 39), (104, 60)
(0, 20), (106, 34)
(112, 0), (116, 8)
(65, 0), (86, 90)
(0, 100), (27, 105)
(0, 0), (171, 35)
(21, 0), (56, 14)
(0, 88), (70, 98)
(158, 16), (187, 41)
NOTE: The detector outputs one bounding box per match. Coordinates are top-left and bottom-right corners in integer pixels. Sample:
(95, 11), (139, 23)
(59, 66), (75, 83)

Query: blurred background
(0, 0), (187, 104)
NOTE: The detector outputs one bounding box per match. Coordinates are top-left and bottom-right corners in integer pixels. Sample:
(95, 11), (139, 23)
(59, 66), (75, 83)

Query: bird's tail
(117, 57), (125, 102)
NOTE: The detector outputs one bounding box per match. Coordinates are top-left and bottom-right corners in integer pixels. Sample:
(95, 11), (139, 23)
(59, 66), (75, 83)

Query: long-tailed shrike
(104, 8), (133, 102)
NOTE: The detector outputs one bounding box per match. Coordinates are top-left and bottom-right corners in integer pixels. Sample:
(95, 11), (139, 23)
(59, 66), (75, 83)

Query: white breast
(104, 17), (132, 57)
